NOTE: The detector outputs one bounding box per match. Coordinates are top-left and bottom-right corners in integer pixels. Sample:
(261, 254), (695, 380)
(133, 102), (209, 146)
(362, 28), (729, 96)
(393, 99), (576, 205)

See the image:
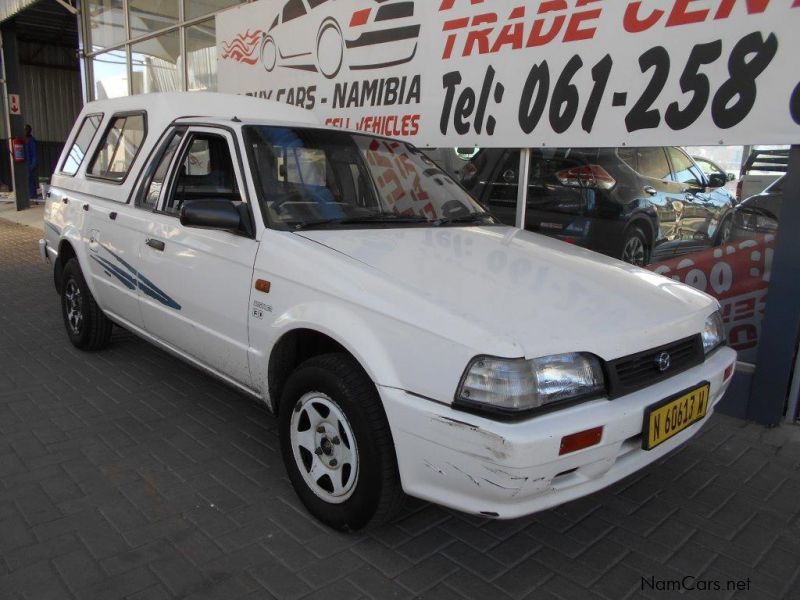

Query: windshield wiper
(433, 213), (495, 226)
(291, 214), (430, 230)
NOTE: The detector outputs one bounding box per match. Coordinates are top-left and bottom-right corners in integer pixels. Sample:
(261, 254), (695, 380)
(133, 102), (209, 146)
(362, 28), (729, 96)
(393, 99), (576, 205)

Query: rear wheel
(621, 226), (651, 266)
(279, 353), (403, 531)
(60, 258), (113, 350)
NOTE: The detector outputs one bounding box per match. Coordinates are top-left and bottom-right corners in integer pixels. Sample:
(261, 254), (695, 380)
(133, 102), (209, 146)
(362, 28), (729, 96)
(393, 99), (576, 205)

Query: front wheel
(621, 226), (651, 266)
(60, 258), (113, 350)
(279, 353), (403, 531)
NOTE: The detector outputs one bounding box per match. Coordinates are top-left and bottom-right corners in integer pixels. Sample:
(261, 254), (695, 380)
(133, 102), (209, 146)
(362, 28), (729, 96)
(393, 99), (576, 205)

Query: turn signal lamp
(559, 426), (603, 456)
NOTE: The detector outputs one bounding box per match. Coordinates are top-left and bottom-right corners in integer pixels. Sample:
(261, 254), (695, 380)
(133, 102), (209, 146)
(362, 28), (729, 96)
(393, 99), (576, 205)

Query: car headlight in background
(456, 353), (605, 414)
(702, 311), (725, 354)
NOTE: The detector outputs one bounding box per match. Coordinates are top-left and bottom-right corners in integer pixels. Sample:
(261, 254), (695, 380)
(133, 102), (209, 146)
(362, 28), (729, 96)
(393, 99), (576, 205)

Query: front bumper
(380, 346), (736, 519)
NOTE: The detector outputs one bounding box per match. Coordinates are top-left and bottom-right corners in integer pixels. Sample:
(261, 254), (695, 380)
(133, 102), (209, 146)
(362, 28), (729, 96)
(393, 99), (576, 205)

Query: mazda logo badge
(656, 352), (671, 372)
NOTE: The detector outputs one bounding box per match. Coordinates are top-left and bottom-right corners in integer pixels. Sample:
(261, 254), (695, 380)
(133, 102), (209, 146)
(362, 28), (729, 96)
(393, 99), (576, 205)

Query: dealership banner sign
(217, 0), (800, 147)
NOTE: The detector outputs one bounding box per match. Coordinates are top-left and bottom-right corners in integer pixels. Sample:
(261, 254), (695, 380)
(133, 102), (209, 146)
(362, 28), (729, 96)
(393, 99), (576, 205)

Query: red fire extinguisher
(11, 137), (25, 163)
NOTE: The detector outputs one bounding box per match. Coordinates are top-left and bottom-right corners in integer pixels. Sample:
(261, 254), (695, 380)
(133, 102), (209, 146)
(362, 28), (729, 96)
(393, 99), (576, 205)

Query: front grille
(606, 335), (704, 398)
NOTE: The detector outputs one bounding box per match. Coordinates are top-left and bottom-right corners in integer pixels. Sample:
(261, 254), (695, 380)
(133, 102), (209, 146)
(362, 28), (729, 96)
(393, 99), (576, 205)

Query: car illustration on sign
(260, 0), (420, 78)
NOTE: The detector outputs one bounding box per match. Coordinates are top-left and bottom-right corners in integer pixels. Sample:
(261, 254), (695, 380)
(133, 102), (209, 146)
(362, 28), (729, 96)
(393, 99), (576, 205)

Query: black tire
(60, 258), (113, 350)
(620, 226), (651, 266)
(715, 214), (733, 246)
(279, 353), (404, 531)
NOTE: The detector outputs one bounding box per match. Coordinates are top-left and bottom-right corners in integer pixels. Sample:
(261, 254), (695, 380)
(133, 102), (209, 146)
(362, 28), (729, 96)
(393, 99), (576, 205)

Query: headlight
(456, 353), (605, 414)
(702, 311), (725, 354)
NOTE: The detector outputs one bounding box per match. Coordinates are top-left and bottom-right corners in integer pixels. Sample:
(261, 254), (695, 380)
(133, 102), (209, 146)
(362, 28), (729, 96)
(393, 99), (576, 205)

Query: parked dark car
(731, 175), (784, 239)
(461, 147), (736, 266)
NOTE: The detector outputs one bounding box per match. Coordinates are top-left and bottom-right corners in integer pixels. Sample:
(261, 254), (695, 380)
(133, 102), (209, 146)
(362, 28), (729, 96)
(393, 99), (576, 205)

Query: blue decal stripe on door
(97, 243), (182, 310)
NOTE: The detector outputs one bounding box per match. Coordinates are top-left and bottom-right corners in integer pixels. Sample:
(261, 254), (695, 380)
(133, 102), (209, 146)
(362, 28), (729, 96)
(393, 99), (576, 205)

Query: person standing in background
(24, 124), (38, 201)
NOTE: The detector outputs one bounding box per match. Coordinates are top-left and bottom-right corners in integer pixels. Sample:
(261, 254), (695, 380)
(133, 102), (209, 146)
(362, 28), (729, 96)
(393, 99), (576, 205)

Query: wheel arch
(266, 325), (387, 414)
(54, 238), (78, 294)
(625, 212), (657, 246)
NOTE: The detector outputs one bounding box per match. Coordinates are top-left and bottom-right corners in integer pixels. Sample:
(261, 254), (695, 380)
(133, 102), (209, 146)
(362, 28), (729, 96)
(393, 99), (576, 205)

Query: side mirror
(707, 172), (727, 189)
(180, 199), (241, 231)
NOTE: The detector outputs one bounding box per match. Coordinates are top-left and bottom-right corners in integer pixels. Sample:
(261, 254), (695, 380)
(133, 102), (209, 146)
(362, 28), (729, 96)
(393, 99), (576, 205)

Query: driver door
(139, 126), (258, 387)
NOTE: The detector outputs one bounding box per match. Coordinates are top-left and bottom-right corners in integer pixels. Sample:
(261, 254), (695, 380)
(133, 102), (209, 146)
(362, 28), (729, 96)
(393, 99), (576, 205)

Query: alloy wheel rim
(623, 236), (646, 266)
(290, 392), (358, 504)
(64, 280), (83, 334)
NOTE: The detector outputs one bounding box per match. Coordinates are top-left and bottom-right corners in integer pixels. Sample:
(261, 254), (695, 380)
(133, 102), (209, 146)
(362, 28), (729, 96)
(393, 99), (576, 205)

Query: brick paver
(1, 217), (799, 599)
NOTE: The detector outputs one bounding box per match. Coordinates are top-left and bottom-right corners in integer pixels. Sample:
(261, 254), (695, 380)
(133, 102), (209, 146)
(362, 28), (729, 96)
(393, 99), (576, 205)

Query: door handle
(643, 186), (657, 196)
(109, 212), (117, 220)
(146, 238), (165, 251)
(62, 197), (69, 204)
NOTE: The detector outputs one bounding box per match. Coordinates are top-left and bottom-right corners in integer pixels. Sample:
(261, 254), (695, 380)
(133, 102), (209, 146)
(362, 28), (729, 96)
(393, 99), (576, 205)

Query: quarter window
(88, 113), (146, 181)
(135, 131), (184, 209)
(61, 114), (103, 175)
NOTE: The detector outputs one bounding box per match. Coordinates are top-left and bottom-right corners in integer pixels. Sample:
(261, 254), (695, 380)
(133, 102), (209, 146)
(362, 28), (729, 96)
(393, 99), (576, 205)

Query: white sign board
(8, 93), (20, 116)
(218, 0), (800, 147)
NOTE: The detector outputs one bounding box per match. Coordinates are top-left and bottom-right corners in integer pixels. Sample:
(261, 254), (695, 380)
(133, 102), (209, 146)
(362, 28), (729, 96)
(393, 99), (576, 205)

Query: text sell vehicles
(41, 93), (736, 530)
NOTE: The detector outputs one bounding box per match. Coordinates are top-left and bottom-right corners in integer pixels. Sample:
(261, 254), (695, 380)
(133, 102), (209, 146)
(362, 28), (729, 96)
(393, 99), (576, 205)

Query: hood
(294, 226), (716, 360)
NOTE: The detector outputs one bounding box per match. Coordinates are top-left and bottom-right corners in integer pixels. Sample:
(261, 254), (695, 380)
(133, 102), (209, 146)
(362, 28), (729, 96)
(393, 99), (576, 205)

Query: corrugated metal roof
(0, 0), (41, 24)
(12, 1), (78, 46)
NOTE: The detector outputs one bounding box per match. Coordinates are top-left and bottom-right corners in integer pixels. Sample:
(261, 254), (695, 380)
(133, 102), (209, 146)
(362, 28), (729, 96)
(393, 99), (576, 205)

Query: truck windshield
(243, 125), (494, 229)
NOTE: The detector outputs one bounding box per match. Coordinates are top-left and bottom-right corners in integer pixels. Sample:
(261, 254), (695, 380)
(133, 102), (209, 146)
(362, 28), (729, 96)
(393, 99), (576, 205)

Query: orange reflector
(255, 279), (271, 293)
(724, 364), (734, 381)
(350, 8), (371, 26)
(559, 426), (603, 456)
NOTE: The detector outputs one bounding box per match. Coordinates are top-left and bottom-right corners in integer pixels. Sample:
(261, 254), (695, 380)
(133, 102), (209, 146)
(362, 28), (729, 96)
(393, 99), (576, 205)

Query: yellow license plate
(643, 383), (710, 450)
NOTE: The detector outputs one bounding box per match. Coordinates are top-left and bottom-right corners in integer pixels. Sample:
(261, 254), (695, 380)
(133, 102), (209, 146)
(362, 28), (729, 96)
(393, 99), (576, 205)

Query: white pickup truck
(41, 93), (736, 531)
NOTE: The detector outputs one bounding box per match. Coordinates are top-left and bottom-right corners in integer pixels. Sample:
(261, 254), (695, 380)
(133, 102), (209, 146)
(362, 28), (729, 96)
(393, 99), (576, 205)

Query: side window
(135, 131), (184, 209)
(617, 147), (639, 173)
(488, 151), (520, 205)
(668, 147), (704, 187)
(283, 0), (306, 22)
(636, 148), (671, 180)
(61, 114), (103, 175)
(88, 113), (146, 182)
(163, 133), (240, 215)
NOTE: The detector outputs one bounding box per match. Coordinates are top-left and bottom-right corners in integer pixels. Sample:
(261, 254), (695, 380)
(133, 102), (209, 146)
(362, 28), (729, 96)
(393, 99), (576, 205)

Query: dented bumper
(380, 346), (737, 519)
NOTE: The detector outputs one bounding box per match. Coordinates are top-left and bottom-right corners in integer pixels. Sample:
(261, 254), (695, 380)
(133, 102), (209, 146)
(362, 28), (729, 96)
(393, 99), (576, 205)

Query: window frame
(129, 126), (186, 209)
(155, 124), (256, 238)
(631, 147), (673, 182)
(85, 110), (149, 185)
(59, 112), (105, 177)
(666, 146), (707, 189)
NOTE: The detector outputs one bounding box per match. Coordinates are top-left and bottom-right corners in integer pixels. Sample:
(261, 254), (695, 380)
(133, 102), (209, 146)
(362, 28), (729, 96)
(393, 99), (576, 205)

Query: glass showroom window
(91, 49), (129, 99)
(87, 0), (125, 50)
(128, 0), (179, 40)
(458, 145), (787, 364)
(132, 30), (181, 94)
(186, 19), (217, 91)
(185, 0), (242, 21)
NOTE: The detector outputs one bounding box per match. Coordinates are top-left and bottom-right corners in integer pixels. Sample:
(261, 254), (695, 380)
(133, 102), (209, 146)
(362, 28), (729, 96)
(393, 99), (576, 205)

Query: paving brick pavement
(1, 217), (799, 600)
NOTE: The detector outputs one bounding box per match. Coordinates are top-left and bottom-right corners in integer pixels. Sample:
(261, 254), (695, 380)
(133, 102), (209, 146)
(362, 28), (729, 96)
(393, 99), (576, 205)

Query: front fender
(249, 299), (478, 409)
